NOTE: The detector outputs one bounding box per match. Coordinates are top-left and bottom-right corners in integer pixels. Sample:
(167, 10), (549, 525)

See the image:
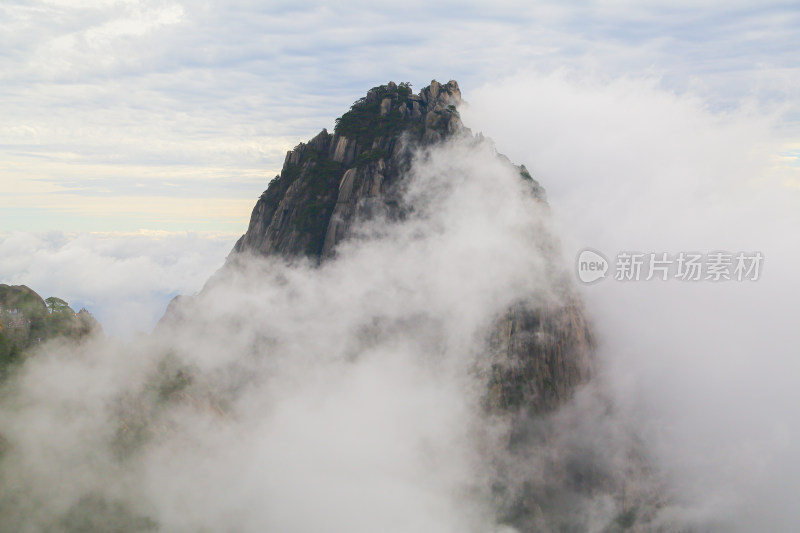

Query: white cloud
(0, 135), (561, 532)
(0, 69), (798, 530)
(463, 70), (800, 530)
(0, 230), (238, 337)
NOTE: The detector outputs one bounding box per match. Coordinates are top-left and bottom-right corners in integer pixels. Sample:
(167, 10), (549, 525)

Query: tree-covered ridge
(333, 81), (462, 150)
(334, 81), (415, 146)
(0, 284), (101, 377)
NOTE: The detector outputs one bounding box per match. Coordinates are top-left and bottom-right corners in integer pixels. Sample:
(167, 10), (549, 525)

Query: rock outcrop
(0, 284), (101, 377)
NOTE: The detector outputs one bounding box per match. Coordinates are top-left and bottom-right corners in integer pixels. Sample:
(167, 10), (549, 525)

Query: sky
(0, 0), (799, 331)
(2, 0), (799, 233)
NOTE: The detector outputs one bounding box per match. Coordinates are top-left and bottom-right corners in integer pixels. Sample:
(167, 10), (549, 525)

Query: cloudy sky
(3, 0), (799, 232)
(1, 0), (799, 334)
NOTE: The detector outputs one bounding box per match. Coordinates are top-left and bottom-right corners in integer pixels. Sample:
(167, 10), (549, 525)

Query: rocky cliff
(228, 79), (592, 417)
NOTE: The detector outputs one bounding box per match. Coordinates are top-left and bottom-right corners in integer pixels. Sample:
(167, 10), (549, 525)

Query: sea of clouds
(0, 72), (798, 531)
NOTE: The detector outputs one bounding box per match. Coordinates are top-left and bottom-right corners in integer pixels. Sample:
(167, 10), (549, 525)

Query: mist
(1, 73), (798, 532)
(0, 137), (562, 532)
(463, 71), (800, 531)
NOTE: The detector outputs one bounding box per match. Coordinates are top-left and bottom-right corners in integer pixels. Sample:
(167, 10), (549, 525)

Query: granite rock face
(488, 300), (594, 415)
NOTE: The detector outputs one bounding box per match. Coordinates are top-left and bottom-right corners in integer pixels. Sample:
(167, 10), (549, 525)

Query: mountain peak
(230, 80), (538, 261)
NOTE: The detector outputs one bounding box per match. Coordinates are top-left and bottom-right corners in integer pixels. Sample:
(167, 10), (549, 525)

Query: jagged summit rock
(230, 80), (505, 260)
